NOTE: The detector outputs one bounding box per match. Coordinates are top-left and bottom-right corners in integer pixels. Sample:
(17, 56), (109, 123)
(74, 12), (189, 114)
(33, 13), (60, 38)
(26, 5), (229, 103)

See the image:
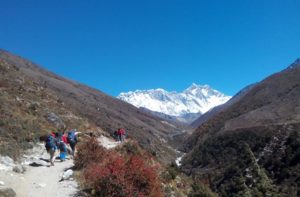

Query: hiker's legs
(66, 145), (72, 157)
(70, 142), (76, 157)
(60, 151), (66, 161)
(49, 149), (56, 166)
(60, 144), (67, 161)
(121, 134), (125, 142)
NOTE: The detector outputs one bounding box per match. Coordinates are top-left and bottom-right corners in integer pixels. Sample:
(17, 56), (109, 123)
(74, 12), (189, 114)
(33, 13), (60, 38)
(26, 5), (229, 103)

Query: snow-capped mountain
(117, 84), (231, 123)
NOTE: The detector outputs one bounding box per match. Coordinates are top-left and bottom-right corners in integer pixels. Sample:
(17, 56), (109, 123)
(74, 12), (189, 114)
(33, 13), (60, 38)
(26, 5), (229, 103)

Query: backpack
(67, 131), (77, 144)
(56, 131), (63, 142)
(45, 135), (56, 150)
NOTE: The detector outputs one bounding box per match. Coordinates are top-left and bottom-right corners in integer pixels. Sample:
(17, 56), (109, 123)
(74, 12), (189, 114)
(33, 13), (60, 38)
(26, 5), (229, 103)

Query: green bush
(188, 183), (217, 197)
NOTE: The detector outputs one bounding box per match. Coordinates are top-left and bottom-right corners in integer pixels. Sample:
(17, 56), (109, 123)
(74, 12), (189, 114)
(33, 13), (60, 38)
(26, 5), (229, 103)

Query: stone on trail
(36, 183), (47, 188)
(0, 188), (16, 197)
(60, 169), (74, 181)
(13, 164), (26, 173)
(0, 181), (5, 186)
(0, 156), (15, 171)
(29, 160), (48, 167)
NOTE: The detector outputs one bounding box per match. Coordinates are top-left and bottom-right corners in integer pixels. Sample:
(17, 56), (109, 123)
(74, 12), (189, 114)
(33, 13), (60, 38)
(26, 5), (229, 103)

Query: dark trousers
(70, 142), (76, 156)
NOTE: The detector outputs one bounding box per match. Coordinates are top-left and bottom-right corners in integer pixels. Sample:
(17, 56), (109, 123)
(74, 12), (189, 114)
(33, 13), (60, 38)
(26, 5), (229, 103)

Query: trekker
(45, 132), (57, 166)
(117, 128), (126, 142)
(62, 132), (73, 156)
(113, 130), (119, 141)
(56, 131), (67, 162)
(116, 128), (121, 142)
(67, 129), (78, 157)
(120, 128), (126, 142)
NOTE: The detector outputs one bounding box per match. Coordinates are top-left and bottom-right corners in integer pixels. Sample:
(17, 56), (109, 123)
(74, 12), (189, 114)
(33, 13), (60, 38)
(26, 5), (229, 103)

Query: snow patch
(118, 83), (231, 117)
(175, 153), (186, 167)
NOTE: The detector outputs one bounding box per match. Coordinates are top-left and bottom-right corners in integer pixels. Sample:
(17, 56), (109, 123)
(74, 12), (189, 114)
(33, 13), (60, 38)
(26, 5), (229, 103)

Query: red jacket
(62, 134), (68, 144)
(118, 128), (125, 135)
(50, 132), (56, 138)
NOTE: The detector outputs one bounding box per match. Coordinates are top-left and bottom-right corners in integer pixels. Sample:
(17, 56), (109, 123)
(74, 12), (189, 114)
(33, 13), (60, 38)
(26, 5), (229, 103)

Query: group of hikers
(44, 128), (126, 166)
(114, 128), (126, 142)
(44, 129), (78, 166)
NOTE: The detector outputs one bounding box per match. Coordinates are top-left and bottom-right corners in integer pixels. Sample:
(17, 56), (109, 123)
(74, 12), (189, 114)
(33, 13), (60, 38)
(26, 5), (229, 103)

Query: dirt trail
(0, 144), (77, 197)
(19, 159), (77, 196)
(0, 135), (120, 197)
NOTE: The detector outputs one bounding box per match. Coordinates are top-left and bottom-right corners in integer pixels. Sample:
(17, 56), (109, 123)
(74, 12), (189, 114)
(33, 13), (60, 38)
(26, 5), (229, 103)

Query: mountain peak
(184, 83), (225, 98)
(117, 84), (232, 119)
(188, 83), (210, 88)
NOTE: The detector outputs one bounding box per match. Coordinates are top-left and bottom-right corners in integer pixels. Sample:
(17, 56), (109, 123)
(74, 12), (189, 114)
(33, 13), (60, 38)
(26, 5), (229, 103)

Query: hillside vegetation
(182, 60), (300, 196)
(0, 49), (179, 163)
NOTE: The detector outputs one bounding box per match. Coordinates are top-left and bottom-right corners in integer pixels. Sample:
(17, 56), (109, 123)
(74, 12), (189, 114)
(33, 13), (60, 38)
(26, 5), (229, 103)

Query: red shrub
(76, 138), (163, 196)
(125, 155), (162, 197)
(84, 154), (126, 196)
(84, 154), (163, 197)
(74, 137), (107, 170)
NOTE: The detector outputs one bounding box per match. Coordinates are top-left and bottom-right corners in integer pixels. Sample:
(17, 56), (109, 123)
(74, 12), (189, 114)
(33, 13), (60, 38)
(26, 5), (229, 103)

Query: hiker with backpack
(56, 131), (68, 162)
(67, 129), (78, 157)
(45, 131), (57, 166)
(113, 130), (119, 141)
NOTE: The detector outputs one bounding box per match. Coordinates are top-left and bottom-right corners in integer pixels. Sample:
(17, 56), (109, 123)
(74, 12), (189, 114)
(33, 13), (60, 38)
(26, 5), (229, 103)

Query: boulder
(0, 188), (16, 197)
(0, 156), (15, 171)
(0, 156), (14, 166)
(28, 101), (40, 111)
(12, 164), (26, 173)
(44, 112), (65, 129)
(60, 169), (74, 181)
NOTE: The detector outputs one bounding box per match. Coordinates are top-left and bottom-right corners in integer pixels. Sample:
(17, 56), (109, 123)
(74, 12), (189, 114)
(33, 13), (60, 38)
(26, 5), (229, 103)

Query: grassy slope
(182, 60), (300, 196)
(0, 50), (179, 163)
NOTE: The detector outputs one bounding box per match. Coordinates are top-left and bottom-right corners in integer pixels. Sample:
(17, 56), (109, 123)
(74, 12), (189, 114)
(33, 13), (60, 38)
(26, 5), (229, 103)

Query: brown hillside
(185, 59), (300, 150)
(0, 49), (179, 163)
(190, 83), (256, 128)
(182, 59), (300, 196)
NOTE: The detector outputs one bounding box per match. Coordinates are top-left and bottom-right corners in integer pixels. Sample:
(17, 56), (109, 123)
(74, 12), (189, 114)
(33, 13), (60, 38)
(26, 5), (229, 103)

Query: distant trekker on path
(117, 128), (126, 142)
(45, 131), (57, 166)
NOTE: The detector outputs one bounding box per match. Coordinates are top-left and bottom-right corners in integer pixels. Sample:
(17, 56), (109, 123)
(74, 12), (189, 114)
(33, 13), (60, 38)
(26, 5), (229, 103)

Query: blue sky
(1, 0), (300, 96)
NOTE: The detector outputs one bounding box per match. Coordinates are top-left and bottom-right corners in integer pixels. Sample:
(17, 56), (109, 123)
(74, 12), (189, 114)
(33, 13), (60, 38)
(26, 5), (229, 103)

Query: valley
(0, 50), (299, 196)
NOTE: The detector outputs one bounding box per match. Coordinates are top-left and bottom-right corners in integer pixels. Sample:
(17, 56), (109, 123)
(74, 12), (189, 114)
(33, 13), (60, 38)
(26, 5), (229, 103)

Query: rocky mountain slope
(0, 49), (180, 163)
(181, 59), (300, 196)
(190, 83), (256, 128)
(118, 84), (231, 123)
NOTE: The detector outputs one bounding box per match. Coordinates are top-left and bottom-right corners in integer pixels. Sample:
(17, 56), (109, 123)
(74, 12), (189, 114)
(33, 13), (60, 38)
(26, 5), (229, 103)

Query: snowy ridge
(117, 83), (231, 117)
